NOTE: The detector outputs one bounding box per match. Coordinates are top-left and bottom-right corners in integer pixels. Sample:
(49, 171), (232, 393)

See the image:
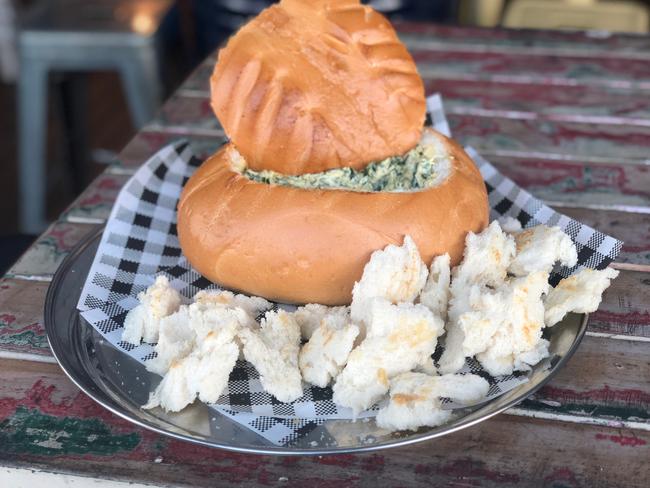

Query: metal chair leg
(60, 73), (89, 193)
(119, 44), (162, 129)
(18, 58), (48, 234)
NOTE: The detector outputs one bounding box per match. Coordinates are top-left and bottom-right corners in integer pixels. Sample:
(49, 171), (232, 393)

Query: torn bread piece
(508, 226), (578, 277)
(143, 321), (239, 412)
(350, 236), (428, 325)
(188, 299), (255, 342)
(193, 289), (271, 317)
(299, 313), (360, 388)
(440, 272), (550, 376)
(376, 372), (490, 432)
(452, 221), (516, 289)
(544, 267), (619, 326)
(238, 310), (303, 403)
(439, 222), (518, 374)
(333, 299), (444, 415)
(419, 253), (451, 320)
(145, 305), (195, 375)
(498, 216), (523, 234)
(122, 276), (182, 344)
(292, 303), (349, 341)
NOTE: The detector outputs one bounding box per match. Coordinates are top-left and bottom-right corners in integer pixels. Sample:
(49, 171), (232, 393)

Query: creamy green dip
(242, 141), (450, 192)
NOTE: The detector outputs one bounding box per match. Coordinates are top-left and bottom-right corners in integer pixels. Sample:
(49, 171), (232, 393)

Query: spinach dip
(241, 135), (451, 192)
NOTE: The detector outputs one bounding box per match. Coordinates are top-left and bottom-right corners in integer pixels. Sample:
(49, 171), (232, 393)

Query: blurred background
(1, 0), (649, 273)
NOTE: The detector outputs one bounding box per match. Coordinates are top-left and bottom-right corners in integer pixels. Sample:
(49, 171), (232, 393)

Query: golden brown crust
(210, 0), (425, 175)
(177, 129), (489, 305)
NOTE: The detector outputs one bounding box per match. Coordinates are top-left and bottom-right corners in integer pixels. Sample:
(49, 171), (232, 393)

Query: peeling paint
(0, 407), (140, 456)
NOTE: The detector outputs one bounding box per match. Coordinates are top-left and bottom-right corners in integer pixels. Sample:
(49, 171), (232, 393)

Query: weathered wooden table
(1, 23), (649, 487)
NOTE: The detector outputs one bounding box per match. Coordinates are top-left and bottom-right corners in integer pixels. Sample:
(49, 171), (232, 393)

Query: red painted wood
(589, 270), (650, 339)
(447, 113), (650, 164)
(118, 130), (227, 168)
(488, 155), (650, 201)
(0, 280), (50, 357)
(395, 22), (650, 54)
(0, 361), (648, 487)
(412, 49), (650, 87)
(426, 78), (650, 124)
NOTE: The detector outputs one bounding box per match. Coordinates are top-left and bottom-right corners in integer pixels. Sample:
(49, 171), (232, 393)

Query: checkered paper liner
(77, 94), (622, 446)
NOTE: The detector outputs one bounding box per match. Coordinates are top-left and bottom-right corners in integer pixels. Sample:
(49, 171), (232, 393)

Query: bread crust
(177, 129), (489, 305)
(210, 0), (425, 174)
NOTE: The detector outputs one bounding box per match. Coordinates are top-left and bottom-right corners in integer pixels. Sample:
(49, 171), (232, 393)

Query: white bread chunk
(509, 226), (578, 277)
(333, 299), (444, 415)
(143, 323), (239, 412)
(478, 338), (550, 376)
(188, 332), (240, 404)
(453, 221), (516, 288)
(146, 306), (195, 375)
(122, 276), (182, 344)
(292, 303), (349, 340)
(440, 272), (550, 376)
(544, 267), (619, 326)
(143, 357), (196, 412)
(188, 299), (254, 342)
(415, 357), (438, 375)
(238, 310), (303, 403)
(193, 289), (271, 317)
(351, 236), (428, 325)
(299, 314), (360, 387)
(419, 253), (451, 320)
(498, 216), (523, 234)
(376, 372), (489, 432)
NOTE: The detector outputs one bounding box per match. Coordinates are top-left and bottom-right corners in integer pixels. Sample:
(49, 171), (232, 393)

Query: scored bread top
(210, 0), (426, 175)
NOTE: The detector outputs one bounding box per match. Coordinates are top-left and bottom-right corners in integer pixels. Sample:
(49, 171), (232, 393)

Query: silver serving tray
(45, 227), (587, 455)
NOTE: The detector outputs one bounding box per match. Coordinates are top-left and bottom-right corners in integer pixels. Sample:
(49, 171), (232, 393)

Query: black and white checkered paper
(77, 94), (622, 446)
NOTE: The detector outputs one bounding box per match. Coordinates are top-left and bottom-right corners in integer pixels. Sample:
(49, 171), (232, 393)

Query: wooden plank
(0, 358), (647, 487)
(425, 78), (650, 126)
(487, 155), (650, 211)
(116, 129), (227, 170)
(395, 22), (650, 57)
(178, 62), (214, 93)
(6, 222), (98, 280)
(0, 279), (52, 360)
(522, 336), (650, 427)
(447, 113), (650, 165)
(62, 173), (130, 224)
(588, 271), (650, 341)
(152, 95), (220, 132)
(0, 466), (154, 488)
(411, 49), (650, 90)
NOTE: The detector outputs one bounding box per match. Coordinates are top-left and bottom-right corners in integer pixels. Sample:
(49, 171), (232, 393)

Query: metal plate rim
(44, 226), (589, 455)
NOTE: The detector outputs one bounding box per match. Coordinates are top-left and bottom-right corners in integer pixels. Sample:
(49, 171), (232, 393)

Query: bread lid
(210, 0), (426, 175)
